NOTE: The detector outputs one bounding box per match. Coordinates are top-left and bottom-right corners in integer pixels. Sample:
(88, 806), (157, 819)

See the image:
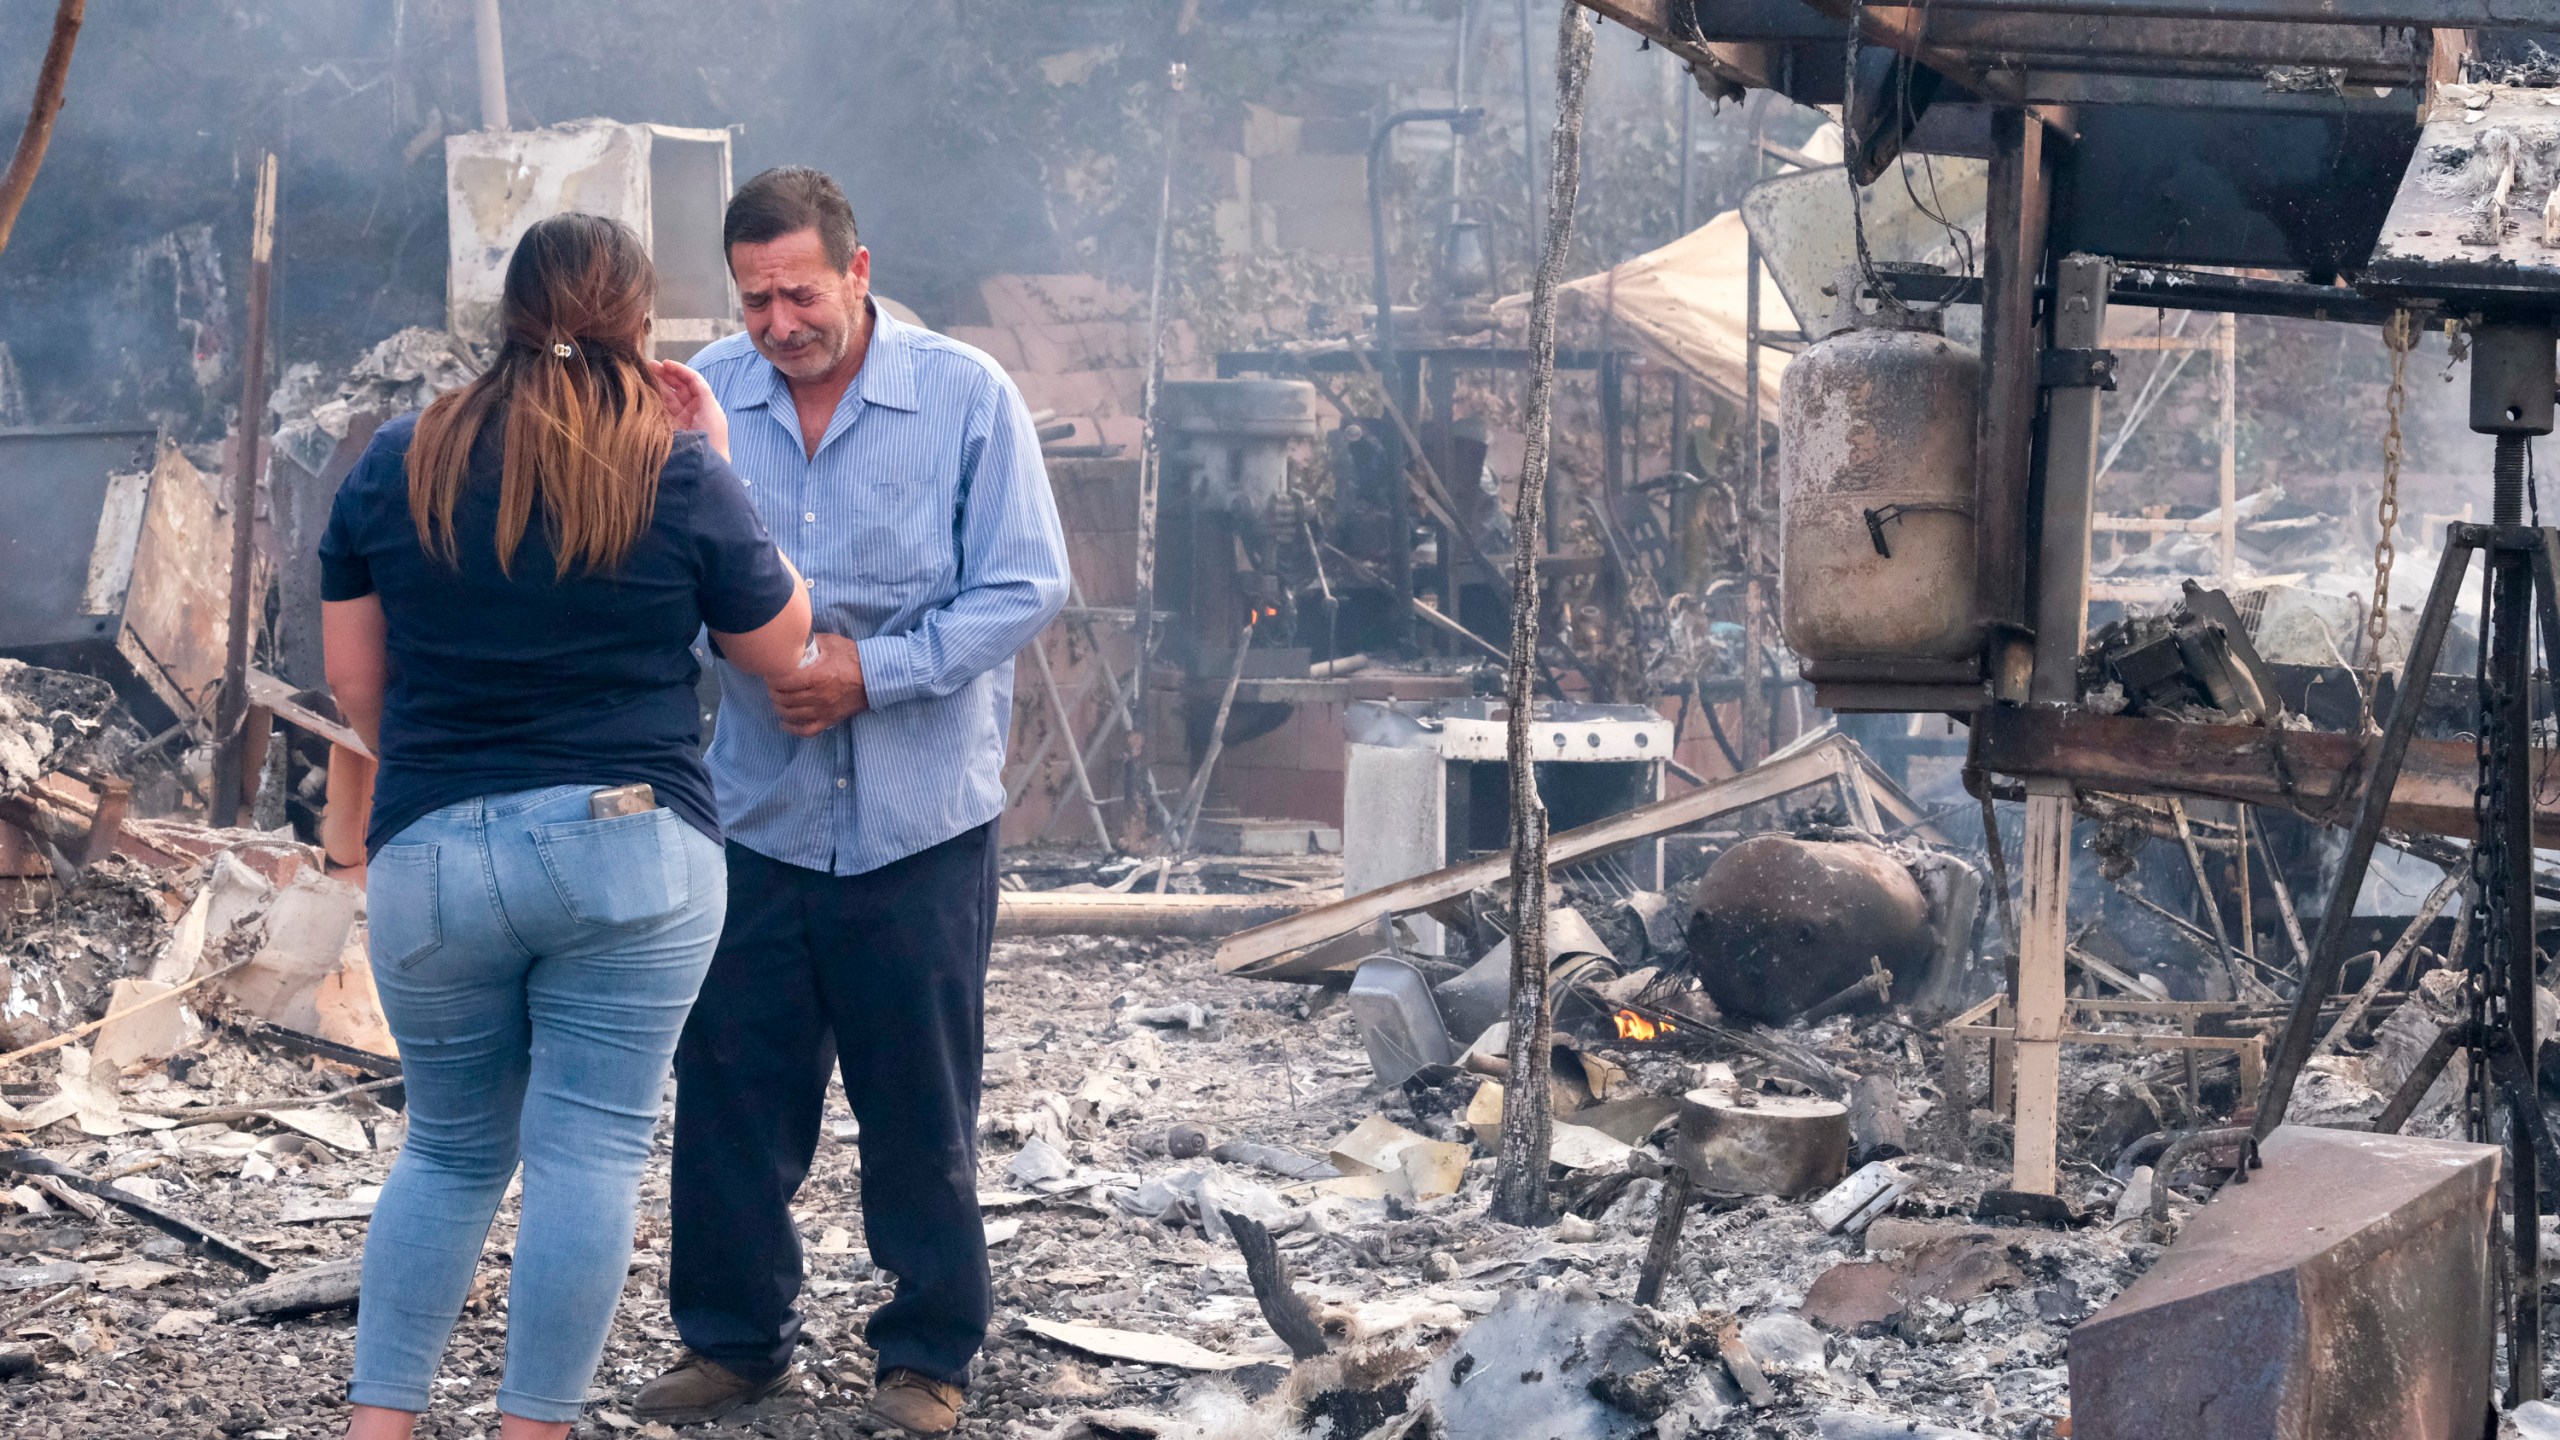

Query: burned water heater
(1779, 268), (1980, 664)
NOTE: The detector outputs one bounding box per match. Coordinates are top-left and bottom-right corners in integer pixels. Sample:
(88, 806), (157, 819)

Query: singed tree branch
(0, 0), (88, 261)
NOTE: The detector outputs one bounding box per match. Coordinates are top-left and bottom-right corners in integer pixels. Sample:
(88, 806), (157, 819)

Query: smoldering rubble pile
(0, 649), (2407, 1440)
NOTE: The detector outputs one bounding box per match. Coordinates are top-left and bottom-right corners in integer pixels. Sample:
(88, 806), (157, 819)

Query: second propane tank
(1779, 267), (1981, 664)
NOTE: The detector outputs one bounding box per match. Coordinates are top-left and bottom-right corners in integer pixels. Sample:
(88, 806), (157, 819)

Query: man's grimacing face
(729, 227), (870, 383)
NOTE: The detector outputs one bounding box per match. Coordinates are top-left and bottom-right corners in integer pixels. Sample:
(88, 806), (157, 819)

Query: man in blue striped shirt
(637, 168), (1068, 1436)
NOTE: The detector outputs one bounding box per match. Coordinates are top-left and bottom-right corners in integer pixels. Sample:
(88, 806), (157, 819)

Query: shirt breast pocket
(846, 475), (955, 597)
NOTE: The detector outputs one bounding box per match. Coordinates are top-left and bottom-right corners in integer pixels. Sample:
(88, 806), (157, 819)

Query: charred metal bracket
(2149, 1125), (2262, 1223)
(1861, 501), (1972, 558)
(2038, 347), (2119, 391)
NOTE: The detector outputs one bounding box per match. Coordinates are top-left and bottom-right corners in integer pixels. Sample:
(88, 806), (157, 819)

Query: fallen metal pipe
(996, 889), (1339, 939)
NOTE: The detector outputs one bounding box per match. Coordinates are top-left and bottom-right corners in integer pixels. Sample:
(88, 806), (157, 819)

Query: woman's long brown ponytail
(407, 213), (671, 576)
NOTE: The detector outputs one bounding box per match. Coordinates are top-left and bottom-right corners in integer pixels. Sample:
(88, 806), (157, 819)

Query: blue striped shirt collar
(725, 302), (922, 417)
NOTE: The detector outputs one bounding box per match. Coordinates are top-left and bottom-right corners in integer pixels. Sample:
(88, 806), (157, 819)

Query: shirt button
(804, 511), (817, 522)
(836, 778), (848, 789)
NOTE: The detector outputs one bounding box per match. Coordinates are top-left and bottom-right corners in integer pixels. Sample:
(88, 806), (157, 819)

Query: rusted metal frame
(2069, 997), (2241, 1017)
(2372, 1020), (2474, 1135)
(1906, 0), (2551, 24)
(1975, 106), (2055, 699)
(1679, 0), (2427, 73)
(2034, 255), (2107, 709)
(1944, 1015), (2265, 1094)
(1942, 993), (2001, 1139)
(2318, 865), (2464, 1053)
(2014, 71), (2423, 107)
(1574, 0), (1773, 90)
(2254, 533), (2472, 1141)
(1007, 634), (1100, 809)
(1028, 637), (1115, 852)
(1949, 1026), (2267, 1055)
(1972, 704), (2560, 841)
(2168, 797), (2261, 1002)
(1787, 0), (2031, 111)
(1926, 11), (2426, 70)
(1173, 621), (1255, 848)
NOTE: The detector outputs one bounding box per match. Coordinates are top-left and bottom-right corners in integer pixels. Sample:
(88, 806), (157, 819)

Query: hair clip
(553, 341), (575, 359)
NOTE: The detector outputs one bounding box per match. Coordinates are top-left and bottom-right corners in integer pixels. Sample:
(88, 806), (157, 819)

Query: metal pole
(1368, 106), (1483, 650)
(1669, 68), (1693, 466)
(1125, 61), (1184, 843)
(1452, 0), (1472, 199)
(1516, 0), (1542, 246)
(213, 153), (278, 830)
(473, 0), (508, 132)
(1738, 103), (1767, 765)
(2218, 311), (2238, 585)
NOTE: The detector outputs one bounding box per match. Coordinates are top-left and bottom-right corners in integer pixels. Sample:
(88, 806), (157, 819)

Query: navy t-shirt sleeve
(678, 440), (797, 634)
(318, 429), (402, 602)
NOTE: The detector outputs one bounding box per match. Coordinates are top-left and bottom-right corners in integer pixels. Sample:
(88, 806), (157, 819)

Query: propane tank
(1779, 266), (1981, 663)
(1682, 835), (1935, 1025)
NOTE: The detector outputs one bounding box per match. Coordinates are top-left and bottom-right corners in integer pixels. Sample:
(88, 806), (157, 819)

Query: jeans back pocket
(367, 844), (443, 971)
(532, 808), (690, 928)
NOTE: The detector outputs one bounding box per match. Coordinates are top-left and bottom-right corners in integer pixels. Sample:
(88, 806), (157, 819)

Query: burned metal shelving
(1580, 0), (2560, 1408)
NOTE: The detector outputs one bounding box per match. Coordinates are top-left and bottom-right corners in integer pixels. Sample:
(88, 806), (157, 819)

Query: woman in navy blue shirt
(319, 213), (810, 1440)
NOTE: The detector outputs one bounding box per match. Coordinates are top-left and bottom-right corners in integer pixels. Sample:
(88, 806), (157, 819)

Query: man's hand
(767, 632), (867, 736)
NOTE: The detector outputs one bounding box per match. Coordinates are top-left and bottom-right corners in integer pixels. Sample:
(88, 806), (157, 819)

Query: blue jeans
(349, 785), (725, 1424)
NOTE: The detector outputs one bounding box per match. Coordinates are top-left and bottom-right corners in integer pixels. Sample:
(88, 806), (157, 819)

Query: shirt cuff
(854, 634), (922, 710)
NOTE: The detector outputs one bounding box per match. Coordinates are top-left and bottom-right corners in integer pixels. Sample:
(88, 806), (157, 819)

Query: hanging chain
(2472, 553), (2509, 1147)
(2362, 309), (2414, 733)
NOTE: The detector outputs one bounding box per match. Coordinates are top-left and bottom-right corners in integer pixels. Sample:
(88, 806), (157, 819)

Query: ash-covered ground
(0, 907), (2235, 1440)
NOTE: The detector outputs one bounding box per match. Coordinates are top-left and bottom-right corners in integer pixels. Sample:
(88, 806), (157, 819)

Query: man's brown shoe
(863, 1368), (964, 1436)
(633, 1351), (793, 1426)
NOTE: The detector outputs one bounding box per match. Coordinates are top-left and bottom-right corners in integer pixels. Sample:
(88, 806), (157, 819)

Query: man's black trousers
(668, 825), (996, 1387)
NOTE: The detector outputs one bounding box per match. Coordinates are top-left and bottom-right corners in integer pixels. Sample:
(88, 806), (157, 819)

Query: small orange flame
(1614, 1008), (1674, 1042)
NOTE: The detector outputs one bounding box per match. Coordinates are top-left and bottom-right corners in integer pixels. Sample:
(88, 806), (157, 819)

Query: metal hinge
(2039, 347), (2119, 391)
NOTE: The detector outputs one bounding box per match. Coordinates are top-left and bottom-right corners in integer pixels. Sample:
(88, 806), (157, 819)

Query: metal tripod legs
(2252, 520), (2557, 1402)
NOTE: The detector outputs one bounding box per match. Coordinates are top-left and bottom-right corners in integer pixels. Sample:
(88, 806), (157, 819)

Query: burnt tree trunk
(1491, 1), (1593, 1228)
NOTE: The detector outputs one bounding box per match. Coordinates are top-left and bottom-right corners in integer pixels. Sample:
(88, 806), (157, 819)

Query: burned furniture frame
(1579, 0), (2560, 1403)
(1940, 994), (2266, 1134)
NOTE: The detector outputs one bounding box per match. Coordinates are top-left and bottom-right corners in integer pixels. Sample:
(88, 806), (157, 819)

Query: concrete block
(2068, 1125), (2499, 1440)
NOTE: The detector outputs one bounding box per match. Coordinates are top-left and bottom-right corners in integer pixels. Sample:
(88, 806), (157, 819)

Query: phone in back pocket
(589, 783), (657, 819)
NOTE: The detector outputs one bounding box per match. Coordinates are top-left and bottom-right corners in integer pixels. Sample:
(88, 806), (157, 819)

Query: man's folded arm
(854, 378), (1069, 709)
